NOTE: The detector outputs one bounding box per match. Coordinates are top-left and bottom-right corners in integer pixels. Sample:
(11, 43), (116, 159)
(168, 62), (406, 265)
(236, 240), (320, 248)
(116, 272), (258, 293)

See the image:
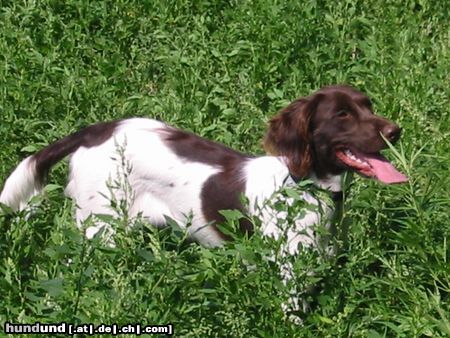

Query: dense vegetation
(0, 1), (449, 336)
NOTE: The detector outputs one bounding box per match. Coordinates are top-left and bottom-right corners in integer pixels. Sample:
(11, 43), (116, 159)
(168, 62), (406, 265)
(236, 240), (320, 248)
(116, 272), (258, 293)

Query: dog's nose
(382, 124), (401, 143)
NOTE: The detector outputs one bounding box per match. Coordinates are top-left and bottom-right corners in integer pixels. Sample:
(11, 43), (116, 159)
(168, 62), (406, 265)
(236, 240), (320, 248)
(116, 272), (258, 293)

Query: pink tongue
(354, 150), (408, 184)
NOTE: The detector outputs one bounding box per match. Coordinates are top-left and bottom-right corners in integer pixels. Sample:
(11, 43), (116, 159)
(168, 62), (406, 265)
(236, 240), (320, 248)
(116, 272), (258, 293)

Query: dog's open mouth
(336, 149), (408, 184)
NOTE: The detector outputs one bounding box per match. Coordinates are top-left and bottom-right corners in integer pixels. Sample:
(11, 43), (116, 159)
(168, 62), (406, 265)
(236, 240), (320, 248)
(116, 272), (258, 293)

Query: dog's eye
(336, 110), (350, 118)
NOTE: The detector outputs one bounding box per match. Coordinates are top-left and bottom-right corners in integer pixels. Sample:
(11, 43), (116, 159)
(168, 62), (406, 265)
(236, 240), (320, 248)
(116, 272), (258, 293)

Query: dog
(0, 85), (407, 317)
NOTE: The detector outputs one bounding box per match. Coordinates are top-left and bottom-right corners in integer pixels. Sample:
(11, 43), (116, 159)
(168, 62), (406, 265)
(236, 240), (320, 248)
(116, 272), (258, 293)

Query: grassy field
(0, 0), (449, 337)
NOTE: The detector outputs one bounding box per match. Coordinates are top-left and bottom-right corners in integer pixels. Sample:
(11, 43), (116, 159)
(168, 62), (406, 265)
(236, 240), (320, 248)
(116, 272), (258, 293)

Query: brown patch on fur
(163, 128), (253, 239)
(33, 121), (119, 184)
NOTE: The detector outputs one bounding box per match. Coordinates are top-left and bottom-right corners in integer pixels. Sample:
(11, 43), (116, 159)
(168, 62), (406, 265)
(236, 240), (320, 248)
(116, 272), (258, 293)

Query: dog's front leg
(260, 192), (335, 324)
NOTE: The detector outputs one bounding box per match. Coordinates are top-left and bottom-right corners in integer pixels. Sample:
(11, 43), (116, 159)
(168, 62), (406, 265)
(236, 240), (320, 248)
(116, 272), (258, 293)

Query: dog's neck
(309, 173), (343, 192)
(310, 173), (343, 203)
(278, 156), (343, 199)
(284, 172), (343, 202)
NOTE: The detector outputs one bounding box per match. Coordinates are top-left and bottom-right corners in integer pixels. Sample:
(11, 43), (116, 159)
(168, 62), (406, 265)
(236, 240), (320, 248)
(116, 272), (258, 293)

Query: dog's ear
(264, 94), (322, 178)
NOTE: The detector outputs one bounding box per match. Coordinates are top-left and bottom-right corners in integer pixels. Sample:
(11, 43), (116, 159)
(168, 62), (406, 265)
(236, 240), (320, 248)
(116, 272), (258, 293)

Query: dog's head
(264, 85), (407, 184)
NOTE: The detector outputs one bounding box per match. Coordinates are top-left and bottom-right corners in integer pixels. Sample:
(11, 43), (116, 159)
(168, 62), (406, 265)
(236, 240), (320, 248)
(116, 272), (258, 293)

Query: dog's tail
(0, 121), (119, 211)
(0, 156), (42, 211)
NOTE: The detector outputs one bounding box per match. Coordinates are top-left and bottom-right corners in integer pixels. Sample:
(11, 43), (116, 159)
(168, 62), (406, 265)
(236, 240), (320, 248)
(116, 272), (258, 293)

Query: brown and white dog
(0, 85), (407, 316)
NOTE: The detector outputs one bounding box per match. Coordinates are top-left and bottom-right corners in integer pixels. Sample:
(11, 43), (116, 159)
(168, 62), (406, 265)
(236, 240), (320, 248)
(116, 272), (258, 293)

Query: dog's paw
(282, 296), (310, 326)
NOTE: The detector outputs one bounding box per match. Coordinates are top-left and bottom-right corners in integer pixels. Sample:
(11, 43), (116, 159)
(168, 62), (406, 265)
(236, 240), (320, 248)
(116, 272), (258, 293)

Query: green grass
(0, 0), (449, 337)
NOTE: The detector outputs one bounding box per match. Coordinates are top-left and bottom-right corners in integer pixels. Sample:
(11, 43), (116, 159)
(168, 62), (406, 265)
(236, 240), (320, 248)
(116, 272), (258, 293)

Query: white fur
(243, 156), (341, 254)
(0, 156), (40, 211)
